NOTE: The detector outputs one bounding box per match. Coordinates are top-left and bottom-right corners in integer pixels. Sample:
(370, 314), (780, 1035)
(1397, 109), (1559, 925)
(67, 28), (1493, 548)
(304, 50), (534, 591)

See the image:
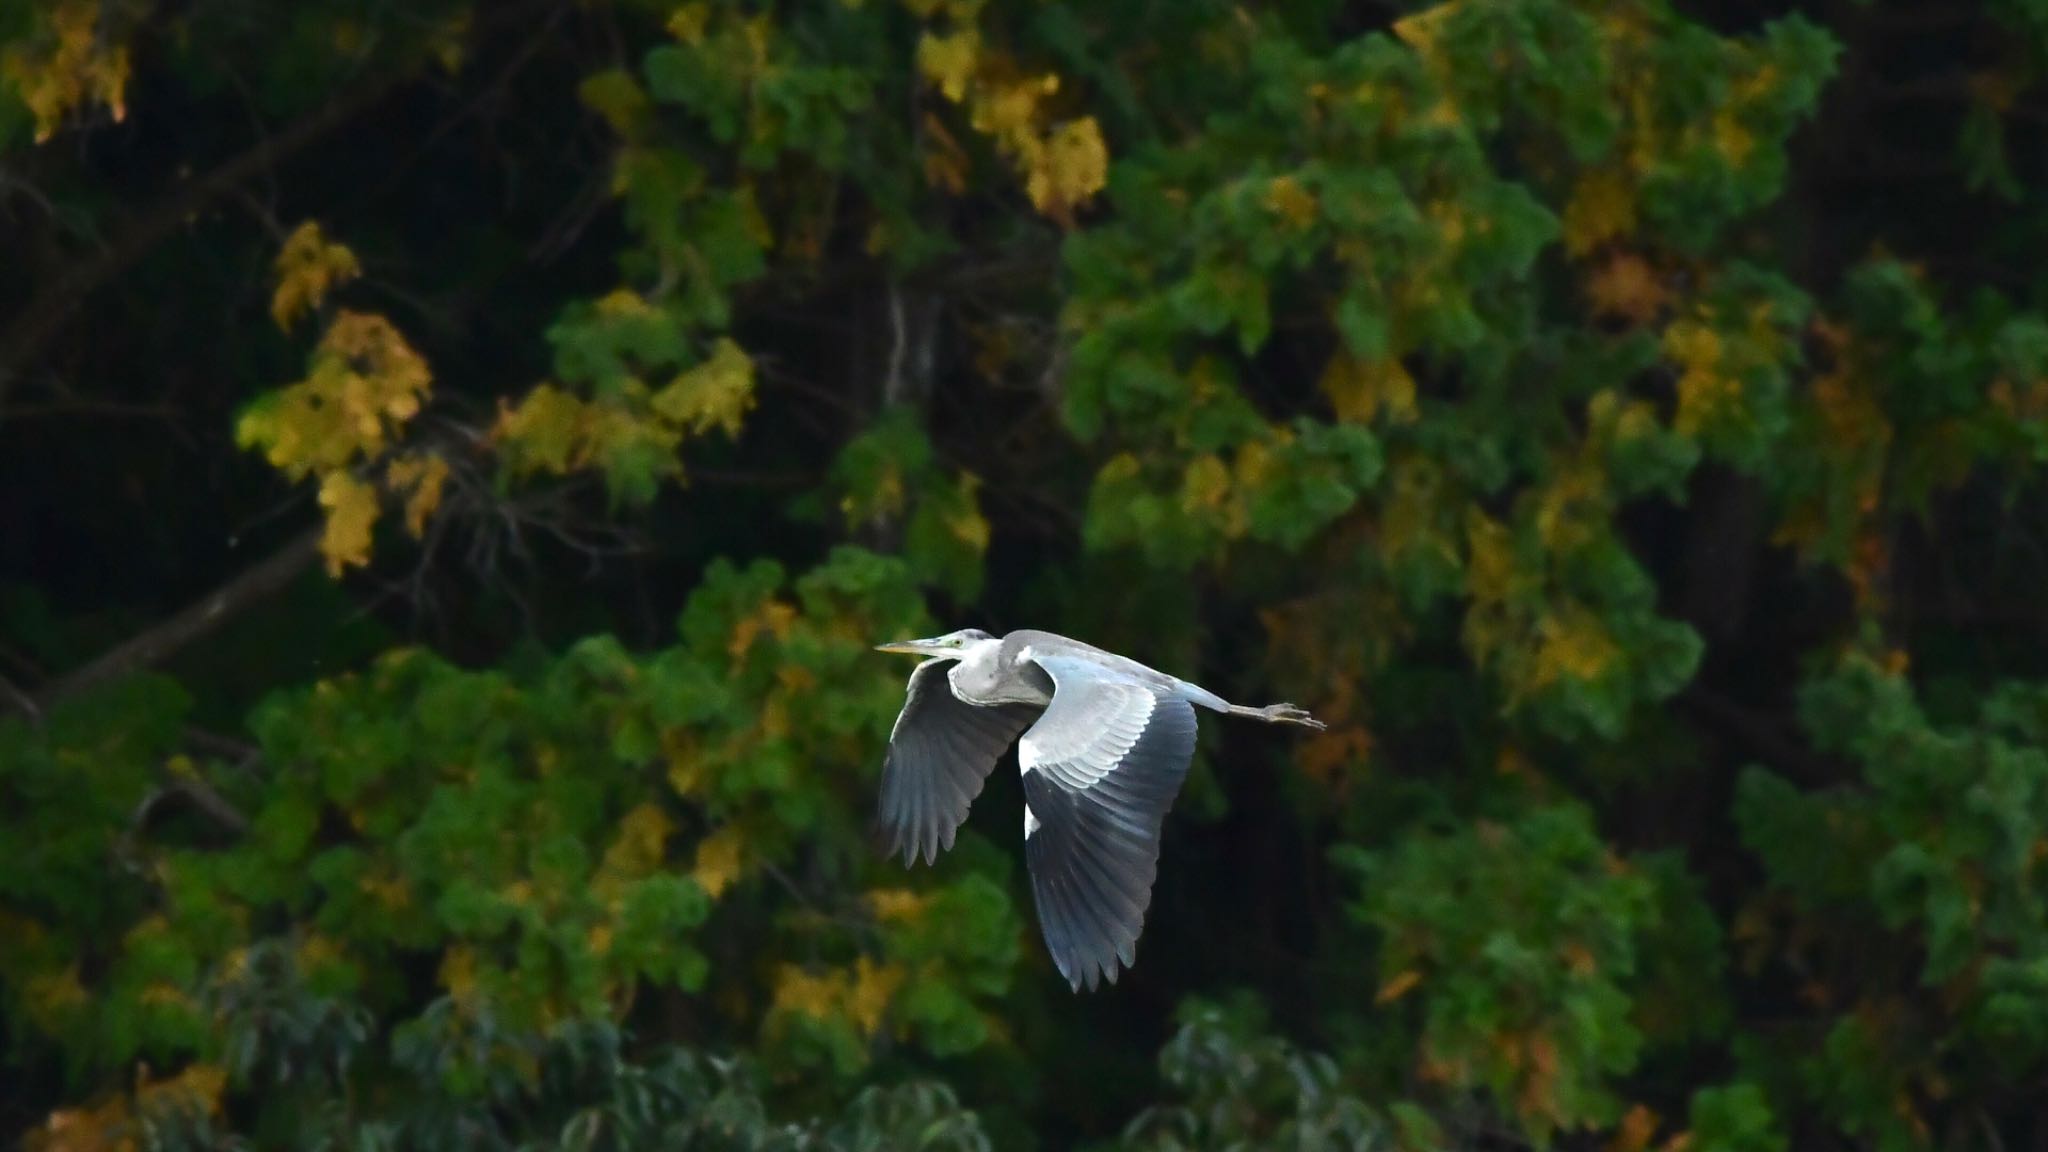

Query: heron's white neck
(945, 638), (1045, 706)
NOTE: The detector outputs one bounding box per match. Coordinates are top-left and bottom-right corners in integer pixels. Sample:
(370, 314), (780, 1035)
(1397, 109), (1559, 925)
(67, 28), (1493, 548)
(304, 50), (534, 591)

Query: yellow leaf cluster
(492, 384), (584, 475)
(239, 312), (431, 481)
(316, 473), (379, 576)
(912, 23), (1109, 224)
(768, 955), (907, 1038)
(492, 340), (757, 489)
(1662, 319), (1740, 439)
(1320, 352), (1419, 425)
(945, 473), (993, 552)
(650, 338), (756, 438)
(865, 887), (933, 924)
(237, 311), (442, 575)
(1392, 0), (1462, 60)
(1531, 602), (1623, 688)
(691, 825), (746, 898)
(596, 803), (674, 892)
(1561, 169), (1637, 259)
(728, 598), (797, 662)
(1025, 117), (1109, 221)
(271, 221), (362, 330)
(1265, 176), (1319, 231)
(383, 452), (450, 539)
(2, 0), (130, 144)
(916, 28), (979, 102)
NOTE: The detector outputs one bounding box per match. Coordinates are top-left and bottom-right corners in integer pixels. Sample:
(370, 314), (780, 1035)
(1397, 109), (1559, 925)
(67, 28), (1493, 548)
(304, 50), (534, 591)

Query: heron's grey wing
(878, 658), (1042, 867)
(1016, 654), (1198, 992)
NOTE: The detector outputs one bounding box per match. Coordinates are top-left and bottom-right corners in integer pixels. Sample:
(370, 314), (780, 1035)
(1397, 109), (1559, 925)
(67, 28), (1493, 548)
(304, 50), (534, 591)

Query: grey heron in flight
(872, 627), (1324, 991)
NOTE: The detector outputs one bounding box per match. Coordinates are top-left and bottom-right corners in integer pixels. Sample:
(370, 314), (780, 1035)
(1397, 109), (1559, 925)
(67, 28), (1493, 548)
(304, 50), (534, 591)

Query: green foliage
(14, 0), (2048, 1149)
(1338, 803), (1658, 1144)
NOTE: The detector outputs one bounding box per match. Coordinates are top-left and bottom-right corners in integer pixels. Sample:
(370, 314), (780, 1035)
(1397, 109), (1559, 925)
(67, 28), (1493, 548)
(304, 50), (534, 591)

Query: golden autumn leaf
(769, 963), (842, 1021)
(667, 2), (711, 44)
(1663, 320), (1741, 438)
(237, 311), (432, 481)
(945, 473), (993, 552)
(1180, 454), (1232, 512)
(383, 452), (450, 539)
(691, 825), (746, 898)
(316, 471), (380, 576)
(1561, 169), (1637, 258)
(2, 0), (130, 144)
(651, 338), (756, 439)
(916, 29), (980, 103)
(728, 599), (796, 662)
(1320, 352), (1418, 424)
(847, 955), (905, 1035)
(1265, 175), (1319, 230)
(1392, 0), (1463, 63)
(1531, 602), (1622, 687)
(1026, 117), (1109, 221)
(271, 221), (363, 331)
(598, 802), (674, 884)
(493, 383), (588, 477)
(865, 887), (933, 924)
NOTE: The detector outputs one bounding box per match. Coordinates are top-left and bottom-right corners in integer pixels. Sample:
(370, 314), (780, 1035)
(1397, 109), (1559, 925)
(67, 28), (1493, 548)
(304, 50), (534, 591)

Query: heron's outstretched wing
(1016, 654), (1198, 992)
(878, 658), (1041, 866)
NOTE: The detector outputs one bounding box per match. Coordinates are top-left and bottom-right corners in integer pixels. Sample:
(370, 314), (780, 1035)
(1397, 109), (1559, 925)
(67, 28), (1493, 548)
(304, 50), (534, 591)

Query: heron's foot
(1258, 703), (1326, 730)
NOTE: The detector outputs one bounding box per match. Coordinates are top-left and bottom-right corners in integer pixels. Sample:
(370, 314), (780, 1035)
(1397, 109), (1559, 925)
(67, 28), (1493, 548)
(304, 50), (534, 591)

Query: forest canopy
(6, 0), (2048, 1149)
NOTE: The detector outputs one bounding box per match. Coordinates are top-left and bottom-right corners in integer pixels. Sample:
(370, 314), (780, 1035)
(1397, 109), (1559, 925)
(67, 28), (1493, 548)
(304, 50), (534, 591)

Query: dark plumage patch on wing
(1021, 693), (1197, 991)
(877, 661), (1041, 866)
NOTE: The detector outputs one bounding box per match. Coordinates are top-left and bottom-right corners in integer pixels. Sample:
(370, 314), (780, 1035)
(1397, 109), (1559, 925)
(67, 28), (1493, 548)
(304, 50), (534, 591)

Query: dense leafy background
(7, 0), (2048, 1148)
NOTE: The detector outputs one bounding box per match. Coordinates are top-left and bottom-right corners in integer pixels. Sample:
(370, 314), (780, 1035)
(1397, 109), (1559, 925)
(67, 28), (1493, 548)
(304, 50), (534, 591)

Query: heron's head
(873, 628), (994, 657)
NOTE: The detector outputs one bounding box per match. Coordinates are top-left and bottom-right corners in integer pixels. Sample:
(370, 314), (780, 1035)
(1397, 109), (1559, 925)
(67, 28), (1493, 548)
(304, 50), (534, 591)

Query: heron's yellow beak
(873, 639), (935, 654)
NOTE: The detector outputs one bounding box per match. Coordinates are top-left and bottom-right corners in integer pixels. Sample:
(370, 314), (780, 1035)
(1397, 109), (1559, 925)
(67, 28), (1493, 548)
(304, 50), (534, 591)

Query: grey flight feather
(1018, 655), (1197, 991)
(875, 658), (1040, 866)
(870, 626), (1324, 992)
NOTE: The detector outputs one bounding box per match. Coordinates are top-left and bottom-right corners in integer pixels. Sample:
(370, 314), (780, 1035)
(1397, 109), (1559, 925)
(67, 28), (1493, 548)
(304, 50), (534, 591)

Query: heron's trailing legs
(1224, 702), (1327, 730)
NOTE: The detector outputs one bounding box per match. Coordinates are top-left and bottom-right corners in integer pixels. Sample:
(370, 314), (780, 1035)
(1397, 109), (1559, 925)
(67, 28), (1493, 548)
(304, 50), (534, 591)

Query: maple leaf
(492, 384), (588, 476)
(769, 963), (843, 1022)
(916, 29), (979, 103)
(1025, 117), (1109, 222)
(271, 221), (363, 331)
(651, 338), (756, 438)
(316, 471), (380, 576)
(691, 826), (745, 898)
(847, 956), (905, 1036)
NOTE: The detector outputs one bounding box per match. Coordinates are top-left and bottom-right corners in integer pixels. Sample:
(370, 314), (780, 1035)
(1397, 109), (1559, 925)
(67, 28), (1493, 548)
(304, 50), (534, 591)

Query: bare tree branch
(0, 77), (405, 417)
(34, 527), (325, 710)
